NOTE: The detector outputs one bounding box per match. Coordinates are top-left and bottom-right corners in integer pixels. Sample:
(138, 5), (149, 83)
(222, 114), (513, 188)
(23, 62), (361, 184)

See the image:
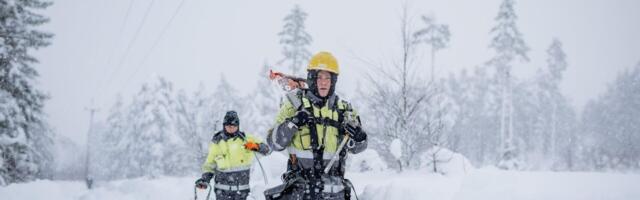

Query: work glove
(345, 123), (367, 142)
(289, 110), (312, 127)
(244, 141), (260, 151)
(195, 172), (214, 189)
(343, 112), (367, 142)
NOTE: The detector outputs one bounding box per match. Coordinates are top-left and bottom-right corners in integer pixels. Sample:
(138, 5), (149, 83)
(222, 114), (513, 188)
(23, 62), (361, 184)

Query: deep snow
(2, 167), (639, 200)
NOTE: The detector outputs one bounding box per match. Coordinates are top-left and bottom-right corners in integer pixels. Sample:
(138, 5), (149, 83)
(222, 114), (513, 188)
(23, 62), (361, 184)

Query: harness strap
(284, 91), (356, 198)
(302, 92), (325, 199)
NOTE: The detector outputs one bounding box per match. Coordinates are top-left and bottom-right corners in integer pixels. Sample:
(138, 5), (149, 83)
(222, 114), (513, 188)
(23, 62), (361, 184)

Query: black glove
(195, 172), (214, 189)
(345, 124), (367, 142)
(289, 110), (311, 127)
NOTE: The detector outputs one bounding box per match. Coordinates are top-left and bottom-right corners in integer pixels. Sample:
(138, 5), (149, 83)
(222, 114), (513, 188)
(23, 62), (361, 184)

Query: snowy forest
(1, 0), (640, 199)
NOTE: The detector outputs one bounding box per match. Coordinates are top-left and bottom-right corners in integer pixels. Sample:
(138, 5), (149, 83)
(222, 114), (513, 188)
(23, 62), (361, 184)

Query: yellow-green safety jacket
(267, 90), (367, 178)
(201, 131), (269, 188)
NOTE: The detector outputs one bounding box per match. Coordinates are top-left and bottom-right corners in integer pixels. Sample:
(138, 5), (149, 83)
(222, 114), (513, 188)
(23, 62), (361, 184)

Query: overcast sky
(34, 0), (640, 145)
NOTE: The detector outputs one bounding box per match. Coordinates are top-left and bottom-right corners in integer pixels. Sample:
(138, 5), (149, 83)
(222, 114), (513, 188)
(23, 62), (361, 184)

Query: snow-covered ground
(2, 168), (639, 200)
(354, 168), (640, 200)
(2, 150), (639, 200)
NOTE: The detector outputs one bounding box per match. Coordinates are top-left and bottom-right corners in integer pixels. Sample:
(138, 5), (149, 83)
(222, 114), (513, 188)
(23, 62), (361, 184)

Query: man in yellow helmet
(266, 52), (368, 200)
(195, 110), (271, 200)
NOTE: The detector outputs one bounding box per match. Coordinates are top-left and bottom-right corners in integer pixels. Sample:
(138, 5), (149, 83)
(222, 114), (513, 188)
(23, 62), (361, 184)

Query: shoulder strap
(285, 89), (304, 111)
(298, 92), (325, 194)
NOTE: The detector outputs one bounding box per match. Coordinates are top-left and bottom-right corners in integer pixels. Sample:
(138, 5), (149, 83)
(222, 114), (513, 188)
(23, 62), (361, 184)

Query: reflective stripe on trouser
(214, 183), (250, 191)
(323, 183), (345, 193)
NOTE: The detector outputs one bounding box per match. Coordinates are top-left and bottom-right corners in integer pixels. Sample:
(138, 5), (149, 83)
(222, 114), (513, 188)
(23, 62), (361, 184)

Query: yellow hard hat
(307, 51), (339, 75)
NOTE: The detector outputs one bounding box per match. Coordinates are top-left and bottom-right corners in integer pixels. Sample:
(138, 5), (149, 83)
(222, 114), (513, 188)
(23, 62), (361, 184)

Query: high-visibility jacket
(268, 90), (367, 173)
(202, 131), (268, 173)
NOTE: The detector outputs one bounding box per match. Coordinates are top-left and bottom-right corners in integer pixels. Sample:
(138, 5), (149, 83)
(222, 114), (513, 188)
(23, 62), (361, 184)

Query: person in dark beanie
(195, 111), (270, 200)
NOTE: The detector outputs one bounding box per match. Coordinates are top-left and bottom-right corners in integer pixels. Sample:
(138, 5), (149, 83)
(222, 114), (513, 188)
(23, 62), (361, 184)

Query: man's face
(316, 71), (332, 97)
(224, 125), (238, 134)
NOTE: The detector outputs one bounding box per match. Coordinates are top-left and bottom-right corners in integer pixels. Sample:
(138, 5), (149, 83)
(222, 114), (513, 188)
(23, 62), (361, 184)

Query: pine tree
(211, 75), (245, 123)
(444, 67), (501, 166)
(542, 39), (570, 169)
(0, 0), (54, 185)
(97, 78), (212, 179)
(581, 63), (640, 170)
(413, 15), (450, 82)
(278, 4), (312, 77)
(546, 39), (567, 85)
(94, 95), (128, 179)
(512, 38), (575, 170)
(487, 0), (530, 170)
(188, 84), (216, 156)
(119, 77), (184, 177)
(174, 86), (212, 171)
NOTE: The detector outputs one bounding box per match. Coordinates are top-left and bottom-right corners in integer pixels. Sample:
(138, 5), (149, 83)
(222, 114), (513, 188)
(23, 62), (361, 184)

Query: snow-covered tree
(93, 95), (128, 179)
(98, 77), (198, 178)
(174, 84), (214, 170)
(444, 67), (501, 166)
(443, 39), (577, 170)
(51, 134), (85, 180)
(581, 62), (640, 171)
(94, 75), (263, 180)
(532, 39), (576, 170)
(422, 144), (453, 174)
(487, 0), (530, 170)
(359, 6), (447, 171)
(210, 75), (246, 130)
(413, 15), (450, 82)
(278, 4), (312, 77)
(126, 78), (178, 177)
(0, 0), (54, 185)
(505, 39), (576, 171)
(545, 39), (566, 160)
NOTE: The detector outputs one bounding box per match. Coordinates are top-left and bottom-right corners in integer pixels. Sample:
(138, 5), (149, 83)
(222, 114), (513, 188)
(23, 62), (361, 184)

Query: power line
(139, 0), (187, 66)
(99, 0), (156, 101)
(104, 0), (136, 68)
(92, 0), (136, 106)
(116, 0), (188, 95)
(97, 0), (156, 106)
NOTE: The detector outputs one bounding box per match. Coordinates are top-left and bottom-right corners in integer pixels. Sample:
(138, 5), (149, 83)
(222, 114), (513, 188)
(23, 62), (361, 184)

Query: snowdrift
(2, 148), (639, 200)
(1, 169), (640, 200)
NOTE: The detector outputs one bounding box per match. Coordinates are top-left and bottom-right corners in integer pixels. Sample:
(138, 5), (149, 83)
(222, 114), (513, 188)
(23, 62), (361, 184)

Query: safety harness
(287, 90), (351, 199)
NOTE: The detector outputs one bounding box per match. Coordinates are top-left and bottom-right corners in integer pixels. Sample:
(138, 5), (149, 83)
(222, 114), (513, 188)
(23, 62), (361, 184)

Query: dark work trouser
(214, 170), (251, 200)
(214, 188), (250, 200)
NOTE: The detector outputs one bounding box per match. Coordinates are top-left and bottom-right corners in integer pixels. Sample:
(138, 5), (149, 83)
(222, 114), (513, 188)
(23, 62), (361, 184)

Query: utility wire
(103, 0), (135, 69)
(100, 0), (156, 98)
(92, 0), (135, 106)
(116, 0), (188, 94)
(97, 0), (156, 107)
